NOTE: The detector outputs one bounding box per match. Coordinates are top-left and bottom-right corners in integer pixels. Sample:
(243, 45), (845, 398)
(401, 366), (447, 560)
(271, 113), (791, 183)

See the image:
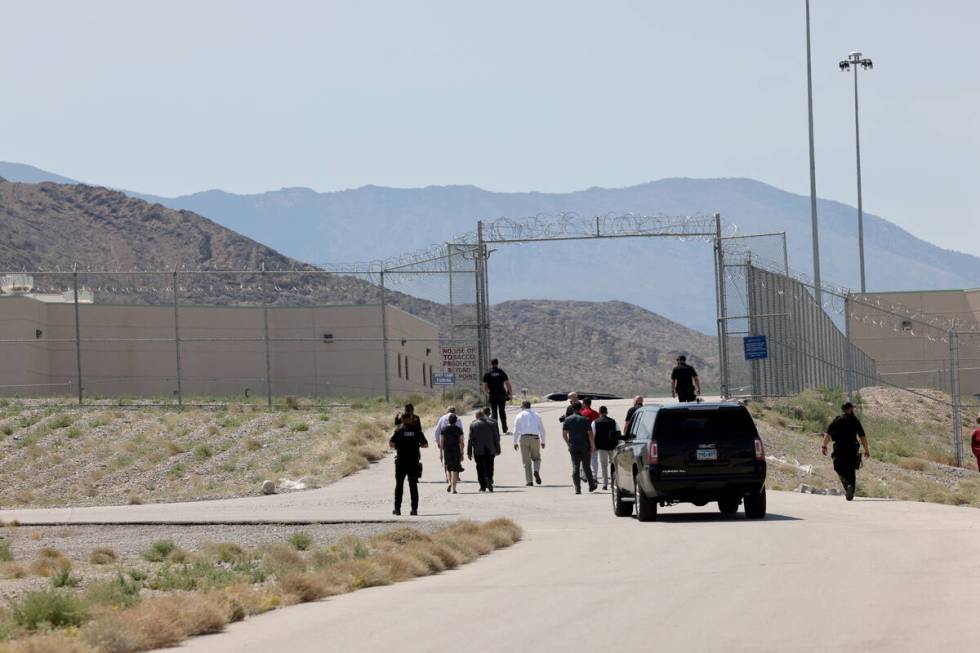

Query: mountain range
(0, 177), (717, 394)
(2, 161), (976, 334)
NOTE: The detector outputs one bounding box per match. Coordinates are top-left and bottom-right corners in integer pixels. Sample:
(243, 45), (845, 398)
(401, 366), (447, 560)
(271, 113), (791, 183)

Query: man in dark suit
(467, 408), (501, 492)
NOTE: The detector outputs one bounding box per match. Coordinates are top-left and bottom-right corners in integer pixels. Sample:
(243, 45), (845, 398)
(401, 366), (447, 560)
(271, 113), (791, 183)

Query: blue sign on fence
(743, 335), (769, 361)
(432, 372), (457, 386)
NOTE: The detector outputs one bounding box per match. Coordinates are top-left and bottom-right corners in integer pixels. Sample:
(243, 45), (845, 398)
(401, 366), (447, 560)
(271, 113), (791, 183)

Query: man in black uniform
(821, 401), (871, 501)
(388, 407), (428, 516)
(482, 358), (513, 433)
(671, 355), (701, 402)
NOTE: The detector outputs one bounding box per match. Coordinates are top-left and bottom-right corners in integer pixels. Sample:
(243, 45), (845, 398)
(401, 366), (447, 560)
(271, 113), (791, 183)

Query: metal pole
(950, 328), (963, 467)
(476, 221), (490, 395)
(853, 62), (867, 293)
(261, 266), (273, 409)
(172, 267), (183, 407)
(844, 293), (855, 399)
(379, 270), (391, 402)
(805, 0), (822, 306)
(72, 268), (83, 405)
(714, 214), (730, 398)
(781, 232), (790, 276)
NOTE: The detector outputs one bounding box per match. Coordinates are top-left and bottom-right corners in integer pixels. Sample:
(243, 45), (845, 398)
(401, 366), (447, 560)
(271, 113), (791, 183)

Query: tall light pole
(805, 0), (821, 306)
(839, 51), (873, 294)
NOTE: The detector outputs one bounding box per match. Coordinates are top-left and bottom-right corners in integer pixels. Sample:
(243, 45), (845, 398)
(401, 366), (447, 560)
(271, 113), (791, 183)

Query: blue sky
(2, 1), (978, 252)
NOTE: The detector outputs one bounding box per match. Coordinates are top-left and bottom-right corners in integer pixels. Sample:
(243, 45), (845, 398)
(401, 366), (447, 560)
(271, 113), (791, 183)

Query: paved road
(5, 399), (980, 652)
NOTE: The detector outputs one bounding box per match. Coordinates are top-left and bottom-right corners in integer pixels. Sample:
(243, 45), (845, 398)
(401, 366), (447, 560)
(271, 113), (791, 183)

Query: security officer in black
(389, 403), (428, 516)
(821, 401), (871, 501)
(482, 358), (513, 434)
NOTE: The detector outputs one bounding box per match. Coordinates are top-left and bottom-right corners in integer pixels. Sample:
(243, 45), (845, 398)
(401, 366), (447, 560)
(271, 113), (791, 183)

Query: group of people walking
(389, 355), (980, 514)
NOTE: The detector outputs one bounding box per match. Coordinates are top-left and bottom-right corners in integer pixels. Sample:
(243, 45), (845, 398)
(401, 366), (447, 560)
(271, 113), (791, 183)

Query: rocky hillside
(0, 178), (717, 393)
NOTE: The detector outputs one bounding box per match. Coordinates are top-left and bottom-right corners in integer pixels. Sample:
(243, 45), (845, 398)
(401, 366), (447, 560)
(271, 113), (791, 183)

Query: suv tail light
(646, 440), (659, 465)
(754, 437), (765, 461)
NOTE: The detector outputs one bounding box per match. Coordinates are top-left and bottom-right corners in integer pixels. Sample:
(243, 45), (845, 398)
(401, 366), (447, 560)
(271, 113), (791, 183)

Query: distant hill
(4, 162), (977, 334)
(0, 178), (714, 393)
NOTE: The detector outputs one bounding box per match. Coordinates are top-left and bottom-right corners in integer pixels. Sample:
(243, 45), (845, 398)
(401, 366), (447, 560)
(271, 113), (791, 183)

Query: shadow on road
(652, 512), (802, 523)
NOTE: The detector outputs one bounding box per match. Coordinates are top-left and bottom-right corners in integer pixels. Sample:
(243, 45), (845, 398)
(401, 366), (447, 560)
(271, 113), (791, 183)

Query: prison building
(0, 294), (440, 399)
(848, 289), (980, 398)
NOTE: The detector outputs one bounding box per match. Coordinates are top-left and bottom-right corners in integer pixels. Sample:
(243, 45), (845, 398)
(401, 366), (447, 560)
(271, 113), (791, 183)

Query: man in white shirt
(434, 406), (457, 483)
(512, 400), (546, 486)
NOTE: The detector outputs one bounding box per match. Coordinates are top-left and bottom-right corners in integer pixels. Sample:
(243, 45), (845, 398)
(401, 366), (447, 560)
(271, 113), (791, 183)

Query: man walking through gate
(821, 401), (871, 501)
(468, 408), (501, 492)
(563, 401), (597, 494)
(482, 358), (513, 434)
(513, 400), (546, 486)
(671, 355), (701, 402)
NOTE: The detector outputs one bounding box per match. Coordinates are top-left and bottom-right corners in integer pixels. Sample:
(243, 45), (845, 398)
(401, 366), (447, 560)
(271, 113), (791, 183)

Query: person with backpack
(821, 401), (871, 501)
(389, 405), (428, 516)
(592, 405), (621, 490)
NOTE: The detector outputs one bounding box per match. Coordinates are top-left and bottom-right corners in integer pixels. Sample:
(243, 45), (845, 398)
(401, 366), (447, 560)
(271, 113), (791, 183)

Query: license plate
(696, 448), (718, 461)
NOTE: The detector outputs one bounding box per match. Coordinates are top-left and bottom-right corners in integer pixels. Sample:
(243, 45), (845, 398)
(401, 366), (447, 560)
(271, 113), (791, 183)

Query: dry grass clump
(88, 548), (118, 565)
(79, 593), (226, 653)
(0, 633), (99, 653)
(29, 549), (70, 578)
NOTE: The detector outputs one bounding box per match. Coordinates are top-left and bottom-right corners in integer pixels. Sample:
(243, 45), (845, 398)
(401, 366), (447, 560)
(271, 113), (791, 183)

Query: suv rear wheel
(611, 469), (633, 517)
(744, 487), (767, 519)
(718, 497), (740, 514)
(634, 474), (658, 522)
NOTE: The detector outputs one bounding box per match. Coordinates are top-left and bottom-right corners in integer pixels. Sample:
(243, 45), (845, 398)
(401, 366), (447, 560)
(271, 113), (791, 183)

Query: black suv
(610, 402), (767, 521)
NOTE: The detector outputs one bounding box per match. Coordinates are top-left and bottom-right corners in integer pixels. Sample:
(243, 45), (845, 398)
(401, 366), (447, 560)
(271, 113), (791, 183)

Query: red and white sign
(441, 345), (478, 383)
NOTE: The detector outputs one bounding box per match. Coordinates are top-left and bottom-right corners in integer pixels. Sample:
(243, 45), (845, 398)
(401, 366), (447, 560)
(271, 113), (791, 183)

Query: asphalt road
(4, 399), (980, 652)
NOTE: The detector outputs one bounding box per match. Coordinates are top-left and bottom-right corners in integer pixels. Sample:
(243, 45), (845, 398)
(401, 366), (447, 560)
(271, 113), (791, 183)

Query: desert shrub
(287, 532), (313, 551)
(148, 561), (237, 592)
(0, 540), (13, 562)
(285, 396), (301, 410)
(278, 572), (327, 603)
(193, 443), (213, 460)
(261, 544), (306, 578)
(288, 421), (309, 432)
(84, 573), (143, 609)
(142, 539), (184, 563)
(49, 414), (74, 429)
(205, 542), (247, 564)
(11, 590), (88, 630)
(51, 565), (81, 588)
(243, 437), (262, 452)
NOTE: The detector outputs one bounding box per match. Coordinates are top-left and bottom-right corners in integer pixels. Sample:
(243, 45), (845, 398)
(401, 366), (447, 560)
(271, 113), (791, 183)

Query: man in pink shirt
(971, 416), (980, 473)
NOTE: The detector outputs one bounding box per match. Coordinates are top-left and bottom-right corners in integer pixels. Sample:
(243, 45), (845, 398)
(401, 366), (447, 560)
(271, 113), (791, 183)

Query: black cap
(842, 402), (854, 411)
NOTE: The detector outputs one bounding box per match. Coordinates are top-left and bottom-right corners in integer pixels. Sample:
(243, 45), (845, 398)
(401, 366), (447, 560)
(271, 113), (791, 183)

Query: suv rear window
(653, 408), (758, 443)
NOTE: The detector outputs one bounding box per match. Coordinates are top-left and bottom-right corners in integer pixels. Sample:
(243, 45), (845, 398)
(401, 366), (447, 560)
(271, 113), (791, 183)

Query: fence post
(379, 270), (391, 402)
(172, 267), (183, 407)
(72, 267), (83, 405)
(714, 214), (730, 398)
(261, 265), (273, 409)
(949, 328), (963, 467)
